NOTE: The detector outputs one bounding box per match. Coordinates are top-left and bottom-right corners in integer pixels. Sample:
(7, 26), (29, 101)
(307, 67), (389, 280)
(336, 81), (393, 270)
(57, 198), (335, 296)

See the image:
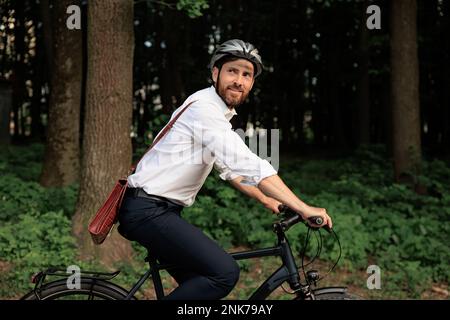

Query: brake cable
(281, 228), (317, 294)
(281, 226), (320, 293)
(303, 227), (322, 268)
(305, 228), (342, 284)
(279, 211), (342, 293)
(301, 227), (313, 285)
(315, 228), (342, 282)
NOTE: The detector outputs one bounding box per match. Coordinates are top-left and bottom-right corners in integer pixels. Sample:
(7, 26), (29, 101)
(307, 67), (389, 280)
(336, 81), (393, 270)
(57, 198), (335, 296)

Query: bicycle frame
(26, 210), (349, 300)
(124, 226), (309, 300)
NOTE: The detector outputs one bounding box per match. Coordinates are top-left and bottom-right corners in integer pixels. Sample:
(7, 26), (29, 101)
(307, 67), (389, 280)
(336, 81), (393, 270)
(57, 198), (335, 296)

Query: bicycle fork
(279, 239), (316, 299)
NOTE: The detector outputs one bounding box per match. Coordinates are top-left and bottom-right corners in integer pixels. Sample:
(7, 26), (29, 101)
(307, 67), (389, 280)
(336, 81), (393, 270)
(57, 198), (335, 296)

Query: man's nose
(233, 74), (244, 87)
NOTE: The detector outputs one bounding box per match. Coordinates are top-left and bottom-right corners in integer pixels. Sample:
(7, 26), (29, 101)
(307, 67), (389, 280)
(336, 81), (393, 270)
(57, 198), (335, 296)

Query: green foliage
(0, 145), (79, 297)
(0, 144), (449, 299)
(0, 144), (44, 181)
(0, 145), (78, 223)
(176, 0), (209, 18)
(0, 210), (75, 262)
(0, 174), (78, 223)
(0, 210), (77, 297)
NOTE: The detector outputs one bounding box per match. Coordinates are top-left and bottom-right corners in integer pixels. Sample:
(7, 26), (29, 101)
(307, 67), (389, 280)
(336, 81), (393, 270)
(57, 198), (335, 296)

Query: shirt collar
(208, 86), (238, 121)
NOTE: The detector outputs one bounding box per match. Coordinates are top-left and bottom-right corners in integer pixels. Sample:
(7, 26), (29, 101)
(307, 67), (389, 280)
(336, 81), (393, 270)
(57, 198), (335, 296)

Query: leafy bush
(0, 144), (44, 181)
(0, 145), (79, 297)
(0, 143), (448, 299)
(0, 174), (78, 223)
(0, 210), (77, 297)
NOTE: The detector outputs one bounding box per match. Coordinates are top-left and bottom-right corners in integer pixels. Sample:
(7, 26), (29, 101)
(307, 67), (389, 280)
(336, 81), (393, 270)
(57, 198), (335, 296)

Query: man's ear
(212, 67), (219, 84)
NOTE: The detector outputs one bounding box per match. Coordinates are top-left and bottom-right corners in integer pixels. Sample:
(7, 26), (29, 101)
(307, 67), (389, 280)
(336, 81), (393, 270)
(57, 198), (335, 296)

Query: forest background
(0, 0), (448, 299)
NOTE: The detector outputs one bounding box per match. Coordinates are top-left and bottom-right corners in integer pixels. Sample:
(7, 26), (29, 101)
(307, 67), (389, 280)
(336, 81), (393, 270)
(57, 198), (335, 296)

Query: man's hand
(262, 197), (283, 214)
(299, 204), (333, 229)
(258, 175), (333, 230)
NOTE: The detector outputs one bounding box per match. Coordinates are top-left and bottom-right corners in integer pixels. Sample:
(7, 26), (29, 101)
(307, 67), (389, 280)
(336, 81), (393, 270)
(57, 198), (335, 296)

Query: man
(118, 39), (332, 300)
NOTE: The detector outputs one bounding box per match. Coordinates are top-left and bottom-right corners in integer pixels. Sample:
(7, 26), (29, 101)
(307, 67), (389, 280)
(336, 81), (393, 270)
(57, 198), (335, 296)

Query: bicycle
(21, 205), (359, 300)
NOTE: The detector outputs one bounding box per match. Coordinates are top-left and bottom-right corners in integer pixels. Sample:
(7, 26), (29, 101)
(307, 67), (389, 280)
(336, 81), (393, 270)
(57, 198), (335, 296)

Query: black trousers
(118, 193), (240, 300)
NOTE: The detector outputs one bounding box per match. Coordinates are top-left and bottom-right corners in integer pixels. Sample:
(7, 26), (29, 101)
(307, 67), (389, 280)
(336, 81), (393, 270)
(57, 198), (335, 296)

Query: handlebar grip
(279, 205), (324, 226)
(308, 216), (332, 233)
(308, 216), (323, 225)
(278, 204), (332, 233)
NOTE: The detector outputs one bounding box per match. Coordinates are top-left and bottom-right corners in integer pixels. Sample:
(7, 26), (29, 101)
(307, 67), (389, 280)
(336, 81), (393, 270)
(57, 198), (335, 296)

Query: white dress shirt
(127, 86), (277, 207)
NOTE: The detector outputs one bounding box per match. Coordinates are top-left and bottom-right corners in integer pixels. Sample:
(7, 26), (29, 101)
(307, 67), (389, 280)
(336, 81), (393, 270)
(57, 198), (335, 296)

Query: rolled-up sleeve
(213, 158), (240, 181)
(190, 102), (277, 186)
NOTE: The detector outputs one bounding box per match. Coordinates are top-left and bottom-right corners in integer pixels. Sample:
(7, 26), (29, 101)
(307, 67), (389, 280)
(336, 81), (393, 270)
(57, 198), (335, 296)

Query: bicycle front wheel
(293, 287), (361, 300)
(21, 278), (132, 300)
(313, 286), (361, 300)
(313, 292), (360, 300)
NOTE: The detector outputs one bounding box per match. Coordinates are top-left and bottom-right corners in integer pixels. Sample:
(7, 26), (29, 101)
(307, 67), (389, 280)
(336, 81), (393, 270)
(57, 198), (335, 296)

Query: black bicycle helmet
(209, 39), (263, 78)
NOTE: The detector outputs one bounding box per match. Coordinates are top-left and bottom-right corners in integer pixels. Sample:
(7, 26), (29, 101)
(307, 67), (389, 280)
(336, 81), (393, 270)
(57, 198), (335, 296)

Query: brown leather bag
(88, 101), (197, 244)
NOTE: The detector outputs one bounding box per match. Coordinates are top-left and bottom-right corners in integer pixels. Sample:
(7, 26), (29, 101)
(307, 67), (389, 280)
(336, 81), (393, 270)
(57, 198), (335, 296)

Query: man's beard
(215, 75), (249, 108)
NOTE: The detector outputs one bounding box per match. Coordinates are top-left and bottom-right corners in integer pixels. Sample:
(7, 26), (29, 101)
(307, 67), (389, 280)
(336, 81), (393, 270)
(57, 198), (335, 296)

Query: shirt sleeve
(189, 101), (277, 186)
(213, 158), (240, 181)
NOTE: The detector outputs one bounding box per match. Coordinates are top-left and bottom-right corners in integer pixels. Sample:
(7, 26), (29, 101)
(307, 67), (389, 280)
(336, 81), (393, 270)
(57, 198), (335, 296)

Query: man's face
(212, 59), (255, 108)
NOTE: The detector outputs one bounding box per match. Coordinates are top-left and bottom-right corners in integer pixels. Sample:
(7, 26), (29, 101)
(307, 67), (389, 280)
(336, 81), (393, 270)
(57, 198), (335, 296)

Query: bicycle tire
(313, 292), (361, 300)
(21, 278), (133, 300)
(291, 287), (361, 300)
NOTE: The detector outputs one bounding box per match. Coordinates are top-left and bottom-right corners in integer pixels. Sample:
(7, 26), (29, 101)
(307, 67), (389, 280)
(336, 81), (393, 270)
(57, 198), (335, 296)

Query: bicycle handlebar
(276, 204), (331, 233)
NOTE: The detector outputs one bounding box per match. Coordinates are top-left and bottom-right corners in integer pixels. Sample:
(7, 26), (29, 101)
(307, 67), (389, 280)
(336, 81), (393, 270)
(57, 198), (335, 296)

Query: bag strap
(128, 100), (197, 175)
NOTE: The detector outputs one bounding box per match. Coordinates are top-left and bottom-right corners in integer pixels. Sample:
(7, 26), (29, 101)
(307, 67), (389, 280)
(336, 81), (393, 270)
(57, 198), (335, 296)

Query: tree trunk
(442, 0), (450, 151)
(327, 32), (347, 150)
(73, 0), (134, 265)
(30, 36), (45, 142)
(160, 9), (186, 113)
(294, 0), (308, 148)
(390, 0), (422, 182)
(382, 79), (392, 154)
(39, 0), (53, 76)
(39, 0), (82, 187)
(357, 0), (371, 146)
(11, 1), (26, 142)
(0, 81), (12, 145)
(33, 0), (53, 143)
(27, 0), (46, 142)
